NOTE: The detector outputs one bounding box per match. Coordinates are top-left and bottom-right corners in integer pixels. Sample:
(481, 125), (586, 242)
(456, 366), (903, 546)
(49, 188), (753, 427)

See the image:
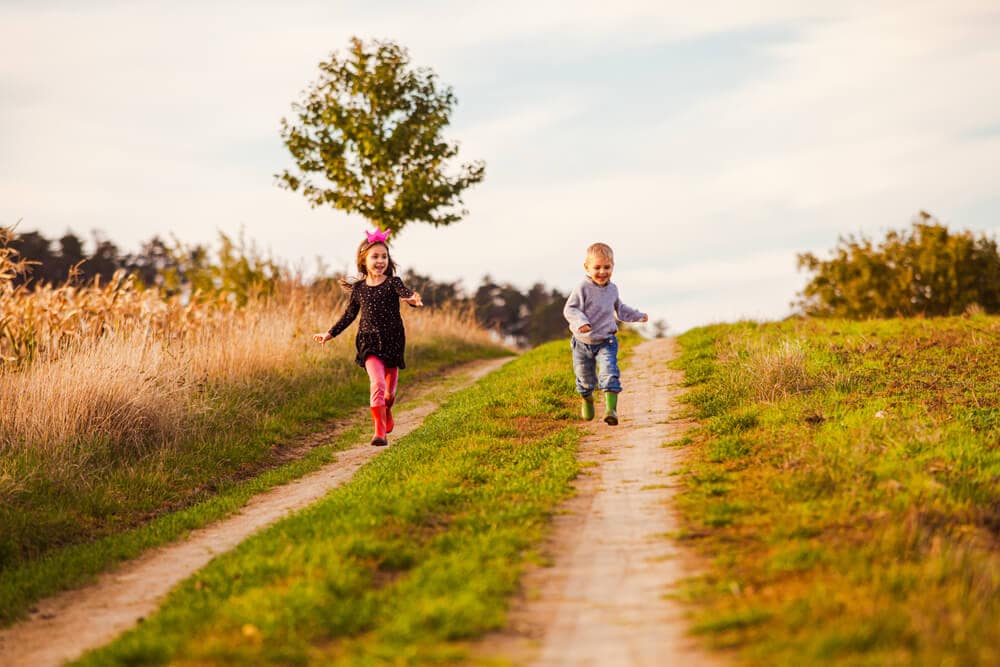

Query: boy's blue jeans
(571, 334), (621, 396)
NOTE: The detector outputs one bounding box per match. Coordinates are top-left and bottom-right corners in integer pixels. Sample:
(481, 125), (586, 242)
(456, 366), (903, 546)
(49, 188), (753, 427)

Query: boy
(563, 242), (648, 425)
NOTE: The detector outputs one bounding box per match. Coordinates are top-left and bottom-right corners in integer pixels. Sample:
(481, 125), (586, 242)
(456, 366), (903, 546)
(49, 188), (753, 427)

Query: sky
(3, 1), (999, 333)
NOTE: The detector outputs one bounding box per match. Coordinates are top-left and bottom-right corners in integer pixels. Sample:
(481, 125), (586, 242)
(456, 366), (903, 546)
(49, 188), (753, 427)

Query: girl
(313, 229), (423, 446)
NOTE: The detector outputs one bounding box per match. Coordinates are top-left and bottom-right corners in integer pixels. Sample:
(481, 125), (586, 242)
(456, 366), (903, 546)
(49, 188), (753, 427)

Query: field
(671, 315), (1000, 666)
(72, 339), (581, 666)
(6, 223), (1000, 665)
(0, 243), (504, 625)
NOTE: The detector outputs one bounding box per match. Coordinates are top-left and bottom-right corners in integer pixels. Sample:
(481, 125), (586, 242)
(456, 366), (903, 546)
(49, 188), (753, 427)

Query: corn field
(0, 226), (493, 460)
(0, 226), (248, 367)
(0, 226), (497, 584)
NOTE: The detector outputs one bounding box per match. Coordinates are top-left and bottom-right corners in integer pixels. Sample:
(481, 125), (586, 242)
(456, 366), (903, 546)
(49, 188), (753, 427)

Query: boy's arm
(563, 286), (591, 332)
(615, 298), (647, 323)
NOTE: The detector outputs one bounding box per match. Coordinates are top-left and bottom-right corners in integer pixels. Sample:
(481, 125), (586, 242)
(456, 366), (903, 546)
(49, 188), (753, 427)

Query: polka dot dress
(327, 276), (414, 369)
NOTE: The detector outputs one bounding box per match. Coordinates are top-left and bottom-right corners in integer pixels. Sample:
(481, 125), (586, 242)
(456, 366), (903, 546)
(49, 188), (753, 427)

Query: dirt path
(0, 356), (511, 667)
(472, 338), (724, 666)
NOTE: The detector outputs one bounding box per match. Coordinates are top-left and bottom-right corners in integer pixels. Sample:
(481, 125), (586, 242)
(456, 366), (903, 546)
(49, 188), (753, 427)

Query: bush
(796, 211), (1000, 318)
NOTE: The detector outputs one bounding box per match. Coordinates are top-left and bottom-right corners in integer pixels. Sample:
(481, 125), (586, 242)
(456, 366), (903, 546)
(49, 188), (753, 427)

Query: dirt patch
(469, 338), (726, 666)
(0, 356), (512, 667)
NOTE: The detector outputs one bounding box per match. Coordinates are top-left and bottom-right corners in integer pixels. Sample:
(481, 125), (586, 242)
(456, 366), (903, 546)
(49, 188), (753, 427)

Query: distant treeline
(7, 228), (602, 347)
(401, 269), (577, 347)
(9, 229), (164, 288)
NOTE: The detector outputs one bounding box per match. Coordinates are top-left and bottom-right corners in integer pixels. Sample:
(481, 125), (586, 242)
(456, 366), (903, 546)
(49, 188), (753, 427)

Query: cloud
(616, 249), (800, 293)
(2, 1), (998, 332)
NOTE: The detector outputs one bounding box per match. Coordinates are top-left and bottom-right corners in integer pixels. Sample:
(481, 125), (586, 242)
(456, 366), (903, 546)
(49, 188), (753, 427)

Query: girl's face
(364, 244), (389, 277)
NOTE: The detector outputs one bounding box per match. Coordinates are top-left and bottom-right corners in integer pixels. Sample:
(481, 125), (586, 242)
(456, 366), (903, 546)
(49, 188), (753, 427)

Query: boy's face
(584, 254), (613, 286)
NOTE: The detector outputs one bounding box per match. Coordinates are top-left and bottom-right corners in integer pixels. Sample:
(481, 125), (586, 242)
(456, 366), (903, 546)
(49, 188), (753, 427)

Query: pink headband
(365, 228), (390, 244)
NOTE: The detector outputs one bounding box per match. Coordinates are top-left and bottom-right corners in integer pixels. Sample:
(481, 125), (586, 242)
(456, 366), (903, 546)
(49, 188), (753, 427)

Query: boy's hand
(641, 315), (648, 322)
(403, 291), (424, 307)
(313, 332), (332, 344)
(579, 324), (592, 333)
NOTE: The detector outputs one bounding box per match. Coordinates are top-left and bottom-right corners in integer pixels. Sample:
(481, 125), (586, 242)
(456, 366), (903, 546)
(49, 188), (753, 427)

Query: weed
(709, 410), (760, 435)
(707, 436), (751, 462)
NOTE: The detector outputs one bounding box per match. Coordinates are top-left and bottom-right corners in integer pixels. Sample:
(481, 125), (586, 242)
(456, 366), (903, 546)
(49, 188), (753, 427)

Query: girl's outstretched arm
(391, 276), (423, 307)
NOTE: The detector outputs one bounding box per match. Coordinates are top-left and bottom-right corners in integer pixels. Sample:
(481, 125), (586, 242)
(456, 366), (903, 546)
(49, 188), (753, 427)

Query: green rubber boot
(604, 392), (619, 426)
(581, 394), (595, 420)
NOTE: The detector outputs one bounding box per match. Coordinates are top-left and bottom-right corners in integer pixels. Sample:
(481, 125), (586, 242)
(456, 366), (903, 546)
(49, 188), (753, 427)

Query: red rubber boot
(370, 407), (388, 446)
(385, 394), (395, 433)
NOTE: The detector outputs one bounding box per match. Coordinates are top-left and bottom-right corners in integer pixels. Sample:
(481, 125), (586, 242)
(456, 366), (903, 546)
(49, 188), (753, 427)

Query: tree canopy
(277, 37), (485, 234)
(795, 211), (1000, 318)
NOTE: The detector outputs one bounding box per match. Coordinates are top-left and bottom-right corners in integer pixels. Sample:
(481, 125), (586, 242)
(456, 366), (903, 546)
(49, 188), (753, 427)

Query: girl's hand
(579, 324), (592, 333)
(313, 332), (333, 344)
(403, 291), (424, 307)
(641, 315), (649, 322)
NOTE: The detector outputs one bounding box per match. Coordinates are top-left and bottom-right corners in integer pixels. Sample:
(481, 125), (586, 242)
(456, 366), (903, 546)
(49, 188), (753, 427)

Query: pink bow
(365, 228), (391, 244)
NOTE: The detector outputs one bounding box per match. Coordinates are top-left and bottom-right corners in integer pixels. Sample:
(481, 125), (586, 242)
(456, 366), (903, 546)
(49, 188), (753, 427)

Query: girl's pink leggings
(364, 355), (399, 407)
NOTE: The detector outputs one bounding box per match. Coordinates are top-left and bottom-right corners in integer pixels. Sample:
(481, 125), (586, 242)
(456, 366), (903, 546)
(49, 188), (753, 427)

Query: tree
(9, 231), (54, 286)
(524, 282), (570, 346)
(84, 234), (122, 285)
(57, 232), (86, 281)
(474, 277), (529, 342)
(795, 211), (1000, 318)
(277, 37), (485, 234)
(159, 230), (283, 305)
(400, 268), (462, 309)
(125, 236), (176, 288)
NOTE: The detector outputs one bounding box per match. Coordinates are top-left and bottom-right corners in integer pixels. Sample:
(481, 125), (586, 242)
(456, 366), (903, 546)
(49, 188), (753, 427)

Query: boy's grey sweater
(563, 278), (646, 345)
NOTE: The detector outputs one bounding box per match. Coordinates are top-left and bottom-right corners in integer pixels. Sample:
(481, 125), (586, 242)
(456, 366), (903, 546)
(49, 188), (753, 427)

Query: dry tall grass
(1, 226), (494, 484)
(741, 338), (818, 401)
(1, 228), (219, 365)
(715, 333), (825, 404)
(1, 290), (490, 461)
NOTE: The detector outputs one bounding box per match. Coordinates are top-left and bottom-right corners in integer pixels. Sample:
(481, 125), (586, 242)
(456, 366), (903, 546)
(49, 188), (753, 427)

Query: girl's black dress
(327, 276), (415, 369)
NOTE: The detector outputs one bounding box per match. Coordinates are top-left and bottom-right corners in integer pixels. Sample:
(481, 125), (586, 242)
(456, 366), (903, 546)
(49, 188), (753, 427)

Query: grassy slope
(0, 340), (506, 627)
(671, 316), (1000, 666)
(73, 337), (600, 666)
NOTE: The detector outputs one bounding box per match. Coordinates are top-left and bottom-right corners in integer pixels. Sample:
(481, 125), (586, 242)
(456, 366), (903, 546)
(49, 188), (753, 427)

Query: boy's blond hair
(585, 242), (614, 264)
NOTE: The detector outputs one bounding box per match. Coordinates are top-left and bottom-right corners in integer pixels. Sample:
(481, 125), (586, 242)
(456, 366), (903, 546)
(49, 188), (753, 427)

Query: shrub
(796, 211), (1000, 318)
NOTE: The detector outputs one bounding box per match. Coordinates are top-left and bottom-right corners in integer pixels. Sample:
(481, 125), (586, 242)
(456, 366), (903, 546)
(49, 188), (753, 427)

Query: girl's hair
(338, 240), (397, 290)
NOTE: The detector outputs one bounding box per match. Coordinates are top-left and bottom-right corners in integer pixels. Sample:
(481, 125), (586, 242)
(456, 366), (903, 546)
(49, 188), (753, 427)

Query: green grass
(72, 338), (588, 666)
(0, 340), (506, 628)
(672, 316), (1000, 666)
